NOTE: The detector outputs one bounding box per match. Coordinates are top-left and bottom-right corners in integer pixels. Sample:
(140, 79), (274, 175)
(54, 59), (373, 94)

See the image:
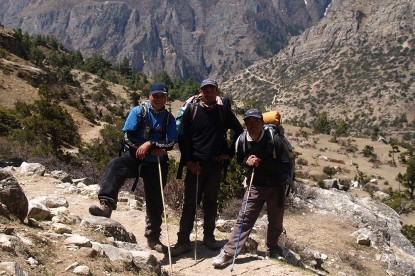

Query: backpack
(119, 101), (172, 192)
(119, 101), (171, 156)
(238, 123), (295, 192)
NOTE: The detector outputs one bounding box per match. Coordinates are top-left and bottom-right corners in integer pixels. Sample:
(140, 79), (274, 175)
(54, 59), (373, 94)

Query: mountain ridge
(221, 0), (415, 134)
(0, 0), (332, 81)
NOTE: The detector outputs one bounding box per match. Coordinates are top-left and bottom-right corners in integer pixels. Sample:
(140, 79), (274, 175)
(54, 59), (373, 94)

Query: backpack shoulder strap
(218, 104), (227, 126)
(222, 97), (231, 109)
(266, 127), (277, 158)
(138, 102), (148, 129)
(238, 131), (248, 155)
(162, 111), (172, 137)
(189, 103), (198, 121)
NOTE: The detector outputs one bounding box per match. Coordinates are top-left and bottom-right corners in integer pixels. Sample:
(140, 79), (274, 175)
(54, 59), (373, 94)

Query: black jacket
(181, 103), (243, 163)
(236, 129), (292, 187)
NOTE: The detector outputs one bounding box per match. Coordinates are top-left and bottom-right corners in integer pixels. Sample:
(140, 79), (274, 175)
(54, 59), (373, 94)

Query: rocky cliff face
(222, 0), (415, 133)
(0, 0), (331, 81)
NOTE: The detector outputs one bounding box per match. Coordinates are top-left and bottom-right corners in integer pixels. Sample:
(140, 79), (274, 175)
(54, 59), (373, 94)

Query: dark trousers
(98, 153), (168, 240)
(223, 185), (286, 256)
(177, 160), (222, 244)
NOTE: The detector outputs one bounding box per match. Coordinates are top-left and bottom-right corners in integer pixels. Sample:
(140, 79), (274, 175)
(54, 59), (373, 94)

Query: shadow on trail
(159, 239), (227, 265)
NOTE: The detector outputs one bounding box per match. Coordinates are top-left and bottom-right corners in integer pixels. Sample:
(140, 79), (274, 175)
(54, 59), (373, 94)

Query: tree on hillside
(9, 97), (80, 157)
(242, 97), (265, 113)
(362, 145), (375, 157)
(323, 166), (337, 178)
(0, 106), (20, 135)
(352, 162), (369, 187)
(154, 70), (173, 87)
(157, 75), (199, 101)
(117, 57), (132, 77)
(83, 54), (111, 75)
(70, 51), (84, 68)
(388, 139), (400, 167)
(397, 156), (415, 199)
(335, 118), (349, 137)
(29, 44), (45, 66)
(79, 124), (123, 179)
(313, 112), (332, 134)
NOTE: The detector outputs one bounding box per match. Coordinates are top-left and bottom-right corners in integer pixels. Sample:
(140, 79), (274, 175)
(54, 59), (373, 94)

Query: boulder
(0, 169), (28, 222)
(80, 216), (137, 243)
(27, 201), (50, 221)
(19, 162), (46, 176)
(49, 170), (72, 183)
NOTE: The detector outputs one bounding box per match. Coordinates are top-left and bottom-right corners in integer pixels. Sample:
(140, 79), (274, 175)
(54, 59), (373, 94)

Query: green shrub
(323, 166), (337, 178)
(317, 180), (327, 189)
(0, 48), (6, 58)
(0, 106), (20, 135)
(313, 112), (332, 134)
(218, 158), (245, 209)
(79, 124), (123, 179)
(362, 145), (375, 157)
(402, 224), (415, 246)
(382, 189), (407, 213)
(7, 98), (80, 158)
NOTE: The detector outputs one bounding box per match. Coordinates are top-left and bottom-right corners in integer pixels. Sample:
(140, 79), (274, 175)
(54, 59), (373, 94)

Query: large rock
(297, 186), (415, 276)
(27, 201), (50, 221)
(0, 169), (28, 222)
(80, 216), (136, 243)
(34, 195), (69, 208)
(19, 162), (46, 176)
(0, 262), (29, 276)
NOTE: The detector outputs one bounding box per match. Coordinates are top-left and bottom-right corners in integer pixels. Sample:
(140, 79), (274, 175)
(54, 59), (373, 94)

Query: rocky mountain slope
(0, 0), (331, 81)
(222, 0), (415, 134)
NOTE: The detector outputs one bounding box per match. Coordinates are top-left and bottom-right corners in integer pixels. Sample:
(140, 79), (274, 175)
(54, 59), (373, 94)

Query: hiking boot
(89, 200), (112, 218)
(203, 236), (222, 250)
(147, 238), (168, 254)
(265, 246), (284, 260)
(170, 242), (191, 257)
(212, 249), (233, 268)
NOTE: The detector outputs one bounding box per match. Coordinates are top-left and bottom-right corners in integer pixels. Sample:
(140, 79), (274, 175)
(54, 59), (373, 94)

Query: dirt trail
(15, 171), (393, 276)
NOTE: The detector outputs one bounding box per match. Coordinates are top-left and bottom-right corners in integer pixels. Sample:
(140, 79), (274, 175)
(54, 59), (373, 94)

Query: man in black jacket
(212, 108), (292, 268)
(171, 78), (243, 256)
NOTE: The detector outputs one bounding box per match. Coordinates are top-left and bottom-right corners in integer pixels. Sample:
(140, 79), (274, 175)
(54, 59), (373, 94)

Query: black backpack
(238, 124), (295, 192)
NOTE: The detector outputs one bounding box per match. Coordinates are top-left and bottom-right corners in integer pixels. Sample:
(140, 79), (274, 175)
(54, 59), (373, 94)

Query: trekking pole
(157, 157), (172, 274)
(194, 172), (199, 261)
(230, 168), (255, 272)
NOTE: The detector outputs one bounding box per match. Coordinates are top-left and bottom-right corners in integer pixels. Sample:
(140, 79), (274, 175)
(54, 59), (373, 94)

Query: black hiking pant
(177, 160), (222, 244)
(98, 152), (168, 240)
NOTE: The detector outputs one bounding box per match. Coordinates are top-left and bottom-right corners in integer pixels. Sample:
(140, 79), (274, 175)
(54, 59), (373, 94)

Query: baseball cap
(150, 82), (168, 94)
(243, 109), (263, 120)
(200, 78), (218, 89)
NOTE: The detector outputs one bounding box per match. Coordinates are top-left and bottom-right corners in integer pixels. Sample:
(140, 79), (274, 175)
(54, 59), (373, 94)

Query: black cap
(200, 78), (218, 89)
(243, 109), (263, 120)
(150, 82), (168, 94)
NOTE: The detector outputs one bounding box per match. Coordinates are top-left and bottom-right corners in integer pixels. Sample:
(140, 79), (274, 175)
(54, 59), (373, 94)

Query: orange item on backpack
(262, 110), (281, 126)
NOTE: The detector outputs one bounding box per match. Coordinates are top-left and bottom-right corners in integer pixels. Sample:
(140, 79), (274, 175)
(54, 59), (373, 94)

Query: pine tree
(398, 156), (415, 199)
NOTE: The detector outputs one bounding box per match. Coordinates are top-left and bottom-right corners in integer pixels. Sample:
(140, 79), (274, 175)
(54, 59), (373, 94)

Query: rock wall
(0, 0), (331, 81)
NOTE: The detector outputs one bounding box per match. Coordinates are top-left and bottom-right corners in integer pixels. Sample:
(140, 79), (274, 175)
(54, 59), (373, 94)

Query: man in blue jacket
(89, 82), (178, 254)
